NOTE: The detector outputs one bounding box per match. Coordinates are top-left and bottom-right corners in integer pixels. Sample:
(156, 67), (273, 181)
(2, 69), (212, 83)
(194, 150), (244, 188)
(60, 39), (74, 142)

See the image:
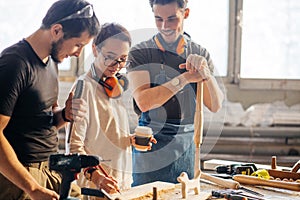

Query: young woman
(66, 23), (133, 196)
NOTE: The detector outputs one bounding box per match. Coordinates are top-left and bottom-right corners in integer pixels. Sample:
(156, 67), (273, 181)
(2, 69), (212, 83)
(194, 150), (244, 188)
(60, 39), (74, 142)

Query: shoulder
(0, 40), (35, 74)
(132, 37), (155, 50)
(183, 33), (210, 55)
(189, 40), (210, 55)
(128, 37), (158, 71)
(0, 54), (32, 84)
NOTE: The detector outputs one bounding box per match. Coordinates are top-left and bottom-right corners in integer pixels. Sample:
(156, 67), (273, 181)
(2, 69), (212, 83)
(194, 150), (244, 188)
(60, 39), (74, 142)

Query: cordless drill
(49, 153), (100, 200)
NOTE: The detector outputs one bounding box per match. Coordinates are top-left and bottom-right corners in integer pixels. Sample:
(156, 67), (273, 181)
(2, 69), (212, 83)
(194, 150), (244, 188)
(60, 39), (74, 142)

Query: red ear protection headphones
(91, 63), (128, 98)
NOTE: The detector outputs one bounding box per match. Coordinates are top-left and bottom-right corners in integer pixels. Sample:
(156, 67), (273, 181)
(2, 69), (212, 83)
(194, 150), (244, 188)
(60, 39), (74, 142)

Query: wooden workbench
(108, 179), (300, 200)
(107, 158), (300, 199)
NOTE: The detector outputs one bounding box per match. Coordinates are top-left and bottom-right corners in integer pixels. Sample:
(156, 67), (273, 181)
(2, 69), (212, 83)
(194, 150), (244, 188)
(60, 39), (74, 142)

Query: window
(0, 1), (74, 74)
(231, 0), (300, 90)
(84, 0), (229, 77)
(185, 0), (229, 77)
(1, 0), (299, 91)
(1, 0), (229, 77)
(241, 0), (300, 80)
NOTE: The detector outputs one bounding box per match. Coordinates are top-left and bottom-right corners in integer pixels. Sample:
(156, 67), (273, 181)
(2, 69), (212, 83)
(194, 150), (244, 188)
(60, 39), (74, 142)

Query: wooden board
(109, 181), (211, 200)
(110, 181), (175, 200)
(104, 179), (300, 200)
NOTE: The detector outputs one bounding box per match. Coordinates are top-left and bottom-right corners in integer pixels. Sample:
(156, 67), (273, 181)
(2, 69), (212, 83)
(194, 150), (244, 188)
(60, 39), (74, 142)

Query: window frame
(72, 0), (300, 91)
(226, 0), (300, 90)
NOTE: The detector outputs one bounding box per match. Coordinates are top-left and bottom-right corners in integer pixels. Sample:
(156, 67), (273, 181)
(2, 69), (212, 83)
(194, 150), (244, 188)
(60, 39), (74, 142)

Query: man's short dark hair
(149, 0), (188, 9)
(41, 0), (100, 39)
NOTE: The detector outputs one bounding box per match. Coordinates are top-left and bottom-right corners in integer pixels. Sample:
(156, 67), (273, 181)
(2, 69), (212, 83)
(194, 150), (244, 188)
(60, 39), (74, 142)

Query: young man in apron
(127, 0), (224, 186)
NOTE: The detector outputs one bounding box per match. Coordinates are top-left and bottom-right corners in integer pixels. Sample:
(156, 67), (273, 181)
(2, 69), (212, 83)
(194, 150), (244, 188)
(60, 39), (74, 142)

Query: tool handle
(194, 81), (204, 175)
(81, 188), (105, 198)
(233, 175), (300, 191)
(73, 80), (84, 99)
(201, 172), (240, 189)
(66, 80), (84, 146)
(194, 81), (204, 147)
(60, 171), (75, 199)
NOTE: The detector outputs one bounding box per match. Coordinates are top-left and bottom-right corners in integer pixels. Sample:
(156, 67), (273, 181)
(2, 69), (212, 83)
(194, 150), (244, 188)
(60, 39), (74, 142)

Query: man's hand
(27, 186), (59, 200)
(64, 92), (87, 122)
(179, 54), (211, 83)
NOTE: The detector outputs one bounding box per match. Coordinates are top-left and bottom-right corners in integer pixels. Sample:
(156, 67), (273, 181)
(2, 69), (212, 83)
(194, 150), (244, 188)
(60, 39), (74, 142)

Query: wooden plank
(109, 181), (211, 200)
(110, 181), (175, 200)
(106, 178), (300, 199)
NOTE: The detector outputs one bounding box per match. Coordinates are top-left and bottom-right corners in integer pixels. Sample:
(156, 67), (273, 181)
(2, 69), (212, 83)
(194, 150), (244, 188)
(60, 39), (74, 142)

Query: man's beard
(50, 38), (63, 63)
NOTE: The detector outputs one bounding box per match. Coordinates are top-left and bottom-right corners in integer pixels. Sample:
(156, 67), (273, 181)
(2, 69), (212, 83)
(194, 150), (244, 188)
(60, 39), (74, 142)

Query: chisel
(65, 80), (84, 154)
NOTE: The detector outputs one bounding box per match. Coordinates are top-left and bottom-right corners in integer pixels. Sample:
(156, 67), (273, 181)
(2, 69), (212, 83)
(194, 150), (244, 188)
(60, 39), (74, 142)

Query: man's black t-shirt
(0, 39), (59, 163)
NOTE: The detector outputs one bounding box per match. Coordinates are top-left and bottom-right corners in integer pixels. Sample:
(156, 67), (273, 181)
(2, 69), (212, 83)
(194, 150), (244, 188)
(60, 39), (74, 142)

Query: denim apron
(132, 121), (195, 186)
(132, 34), (197, 186)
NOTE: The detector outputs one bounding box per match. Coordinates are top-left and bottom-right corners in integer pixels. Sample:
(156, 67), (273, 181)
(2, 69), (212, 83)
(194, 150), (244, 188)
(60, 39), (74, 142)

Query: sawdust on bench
(130, 188), (176, 200)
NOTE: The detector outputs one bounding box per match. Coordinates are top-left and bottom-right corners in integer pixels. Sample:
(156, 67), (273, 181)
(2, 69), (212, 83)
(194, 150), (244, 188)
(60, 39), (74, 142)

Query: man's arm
(128, 55), (224, 113)
(202, 75), (224, 112)
(128, 70), (187, 112)
(0, 114), (59, 199)
(52, 103), (66, 129)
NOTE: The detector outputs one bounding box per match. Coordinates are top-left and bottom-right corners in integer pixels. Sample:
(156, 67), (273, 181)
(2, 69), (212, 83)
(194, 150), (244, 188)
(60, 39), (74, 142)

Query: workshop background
(1, 0), (299, 168)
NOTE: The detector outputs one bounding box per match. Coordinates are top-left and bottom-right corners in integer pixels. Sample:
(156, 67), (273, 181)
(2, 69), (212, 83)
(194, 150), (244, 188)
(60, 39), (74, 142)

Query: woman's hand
(130, 134), (157, 151)
(92, 170), (120, 194)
